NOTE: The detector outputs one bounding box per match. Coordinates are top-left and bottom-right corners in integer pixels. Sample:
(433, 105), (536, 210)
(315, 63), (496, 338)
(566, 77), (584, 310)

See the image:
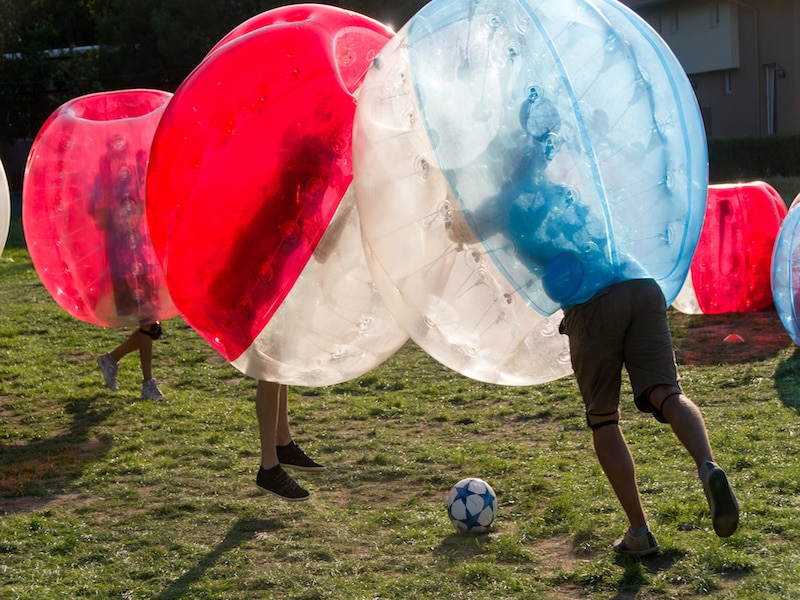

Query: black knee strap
(586, 410), (620, 431)
(652, 391), (681, 424)
(139, 323), (163, 340)
(591, 419), (619, 431)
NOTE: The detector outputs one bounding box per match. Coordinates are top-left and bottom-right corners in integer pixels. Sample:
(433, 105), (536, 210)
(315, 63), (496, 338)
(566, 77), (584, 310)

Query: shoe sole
(616, 545), (660, 558)
(706, 469), (739, 537)
(613, 532), (660, 557)
(280, 463), (325, 472)
(256, 483), (310, 502)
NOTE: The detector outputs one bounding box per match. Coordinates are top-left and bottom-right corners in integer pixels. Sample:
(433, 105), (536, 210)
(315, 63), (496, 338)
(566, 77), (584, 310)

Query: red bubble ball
(23, 90), (178, 327)
(145, 5), (404, 383)
(673, 181), (788, 314)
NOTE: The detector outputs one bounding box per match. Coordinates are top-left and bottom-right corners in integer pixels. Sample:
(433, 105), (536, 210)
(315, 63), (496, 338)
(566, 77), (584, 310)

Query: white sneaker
(97, 353), (119, 391)
(141, 379), (164, 400)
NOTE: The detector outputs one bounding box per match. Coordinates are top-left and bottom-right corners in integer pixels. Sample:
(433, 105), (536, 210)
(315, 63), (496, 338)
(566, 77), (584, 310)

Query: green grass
(3, 214), (800, 599)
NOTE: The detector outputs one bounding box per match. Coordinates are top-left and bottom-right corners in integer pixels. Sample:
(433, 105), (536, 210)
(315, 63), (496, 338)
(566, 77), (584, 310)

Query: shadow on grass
(0, 395), (112, 512)
(433, 531), (494, 561)
(609, 550), (680, 598)
(155, 518), (283, 600)
(775, 347), (800, 412)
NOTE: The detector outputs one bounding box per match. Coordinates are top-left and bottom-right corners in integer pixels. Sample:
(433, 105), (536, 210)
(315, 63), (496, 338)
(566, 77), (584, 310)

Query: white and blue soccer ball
(447, 478), (497, 533)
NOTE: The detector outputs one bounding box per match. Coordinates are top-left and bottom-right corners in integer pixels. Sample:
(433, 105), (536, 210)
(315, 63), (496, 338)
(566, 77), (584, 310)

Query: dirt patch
(0, 491), (85, 514)
(0, 438), (107, 514)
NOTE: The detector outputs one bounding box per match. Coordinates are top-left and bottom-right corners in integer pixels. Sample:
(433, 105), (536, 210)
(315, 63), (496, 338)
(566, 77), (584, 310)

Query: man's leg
(648, 384), (713, 470)
(648, 384), (738, 537)
(589, 411), (647, 532)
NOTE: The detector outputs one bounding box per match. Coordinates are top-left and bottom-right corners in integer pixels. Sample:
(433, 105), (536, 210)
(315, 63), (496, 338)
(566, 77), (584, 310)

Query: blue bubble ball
(353, 0), (708, 384)
(772, 195), (800, 345)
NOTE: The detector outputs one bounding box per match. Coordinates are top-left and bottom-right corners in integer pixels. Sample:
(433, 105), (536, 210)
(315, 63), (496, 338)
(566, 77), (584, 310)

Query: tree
(96, 0), (288, 91)
(0, 0), (104, 148)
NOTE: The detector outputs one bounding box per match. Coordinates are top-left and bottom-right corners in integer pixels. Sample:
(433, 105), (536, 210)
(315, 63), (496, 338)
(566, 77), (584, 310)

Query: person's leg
(123, 323), (164, 399)
(588, 413), (647, 532)
(109, 329), (143, 362)
(255, 380), (310, 501)
(256, 381), (281, 470)
(648, 384), (713, 470)
(590, 415), (659, 556)
(562, 282), (658, 555)
(275, 383), (292, 447)
(647, 384), (738, 537)
(274, 384), (325, 471)
(98, 328), (143, 392)
(138, 333), (153, 383)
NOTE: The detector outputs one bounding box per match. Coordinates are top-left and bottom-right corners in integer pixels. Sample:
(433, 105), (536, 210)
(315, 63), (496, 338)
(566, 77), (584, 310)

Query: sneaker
(256, 465), (310, 501)
(613, 528), (660, 557)
(700, 460), (739, 537)
(141, 378), (164, 400)
(97, 353), (119, 391)
(277, 441), (325, 472)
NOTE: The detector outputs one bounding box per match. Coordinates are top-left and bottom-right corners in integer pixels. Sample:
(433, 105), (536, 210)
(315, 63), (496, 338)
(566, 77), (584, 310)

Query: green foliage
(3, 221), (800, 598)
(709, 133), (800, 182)
(0, 0), (431, 147)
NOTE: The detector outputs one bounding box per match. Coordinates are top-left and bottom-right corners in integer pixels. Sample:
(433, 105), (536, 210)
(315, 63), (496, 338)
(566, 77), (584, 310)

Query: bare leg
(138, 333), (153, 382)
(275, 383), (293, 447)
(256, 381), (281, 470)
(649, 385), (713, 471)
(590, 413), (648, 531)
(109, 329), (143, 363)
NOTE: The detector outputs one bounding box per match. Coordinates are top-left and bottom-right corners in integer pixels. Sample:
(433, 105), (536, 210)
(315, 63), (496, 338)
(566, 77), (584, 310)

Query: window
(765, 64), (777, 134)
(668, 9), (680, 35)
(709, 3), (721, 28)
(723, 71), (733, 95)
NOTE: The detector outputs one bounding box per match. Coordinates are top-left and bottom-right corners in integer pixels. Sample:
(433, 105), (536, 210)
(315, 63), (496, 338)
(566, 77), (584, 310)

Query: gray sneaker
(700, 460), (739, 537)
(141, 378), (164, 400)
(612, 528), (660, 557)
(97, 353), (119, 391)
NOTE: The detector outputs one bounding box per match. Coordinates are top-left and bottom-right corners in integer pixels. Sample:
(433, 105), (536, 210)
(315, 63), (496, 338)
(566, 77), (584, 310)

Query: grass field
(2, 207), (800, 599)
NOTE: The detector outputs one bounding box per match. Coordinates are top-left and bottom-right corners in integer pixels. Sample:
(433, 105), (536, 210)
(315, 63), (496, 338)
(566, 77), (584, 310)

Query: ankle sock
(630, 524), (650, 538)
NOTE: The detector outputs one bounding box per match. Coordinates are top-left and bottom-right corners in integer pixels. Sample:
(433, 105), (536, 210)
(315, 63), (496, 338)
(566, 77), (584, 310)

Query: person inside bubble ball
(254, 380), (324, 501)
(91, 138), (165, 400)
(451, 89), (739, 556)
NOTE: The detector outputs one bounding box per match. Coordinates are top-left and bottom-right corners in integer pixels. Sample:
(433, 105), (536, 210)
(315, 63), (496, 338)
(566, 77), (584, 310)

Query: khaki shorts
(559, 279), (679, 418)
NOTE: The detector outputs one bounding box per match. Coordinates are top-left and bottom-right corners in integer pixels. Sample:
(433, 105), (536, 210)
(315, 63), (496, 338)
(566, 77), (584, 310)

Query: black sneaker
(700, 460), (739, 537)
(277, 441), (325, 472)
(256, 465), (310, 501)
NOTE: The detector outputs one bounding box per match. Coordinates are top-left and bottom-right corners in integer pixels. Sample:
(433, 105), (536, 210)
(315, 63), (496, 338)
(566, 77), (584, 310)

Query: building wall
(623, 0), (800, 137)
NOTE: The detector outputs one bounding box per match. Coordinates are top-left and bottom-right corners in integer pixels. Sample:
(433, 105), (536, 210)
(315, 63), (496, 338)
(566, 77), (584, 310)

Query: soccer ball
(447, 478), (497, 533)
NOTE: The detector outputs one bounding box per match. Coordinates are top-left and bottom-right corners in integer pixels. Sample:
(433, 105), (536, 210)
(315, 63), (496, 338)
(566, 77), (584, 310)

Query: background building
(623, 0), (800, 137)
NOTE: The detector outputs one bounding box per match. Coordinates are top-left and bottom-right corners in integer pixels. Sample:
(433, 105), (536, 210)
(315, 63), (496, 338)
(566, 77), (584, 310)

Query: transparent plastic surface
(22, 90), (177, 327)
(146, 4), (406, 384)
(772, 194), (800, 345)
(0, 159), (9, 255)
(353, 0), (707, 383)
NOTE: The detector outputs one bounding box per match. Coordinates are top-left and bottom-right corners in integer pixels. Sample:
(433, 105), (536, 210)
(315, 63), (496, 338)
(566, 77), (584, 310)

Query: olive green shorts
(559, 279), (680, 419)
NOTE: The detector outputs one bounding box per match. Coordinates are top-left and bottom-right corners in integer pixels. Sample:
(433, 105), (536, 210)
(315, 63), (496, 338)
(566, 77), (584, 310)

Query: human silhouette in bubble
(461, 86), (613, 309)
(91, 135), (165, 400)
